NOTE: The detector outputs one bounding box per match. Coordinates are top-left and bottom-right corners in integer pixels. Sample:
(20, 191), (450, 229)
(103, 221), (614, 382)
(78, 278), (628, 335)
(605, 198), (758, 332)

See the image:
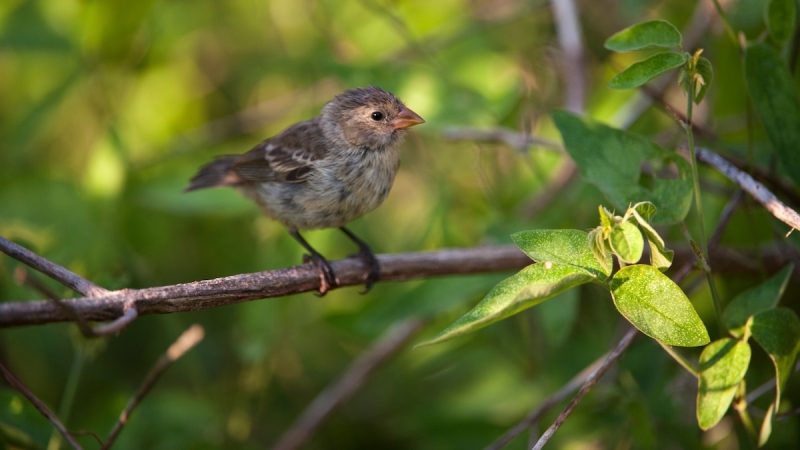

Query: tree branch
(1, 242), (797, 329)
(0, 236), (108, 297)
(0, 363), (83, 450)
(273, 318), (424, 450)
(101, 324), (204, 449)
(696, 147), (800, 231)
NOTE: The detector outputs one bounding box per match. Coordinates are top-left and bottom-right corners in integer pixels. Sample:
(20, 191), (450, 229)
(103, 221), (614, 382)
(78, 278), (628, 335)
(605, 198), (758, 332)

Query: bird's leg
(289, 230), (338, 295)
(340, 226), (380, 293)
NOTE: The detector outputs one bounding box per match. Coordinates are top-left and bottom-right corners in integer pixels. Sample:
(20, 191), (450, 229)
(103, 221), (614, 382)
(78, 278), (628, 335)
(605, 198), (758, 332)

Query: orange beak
(392, 107), (425, 130)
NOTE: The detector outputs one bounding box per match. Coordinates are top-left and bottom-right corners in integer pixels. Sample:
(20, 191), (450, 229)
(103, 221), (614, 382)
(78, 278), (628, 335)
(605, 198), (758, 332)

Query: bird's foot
(350, 246), (380, 294)
(302, 253), (339, 296)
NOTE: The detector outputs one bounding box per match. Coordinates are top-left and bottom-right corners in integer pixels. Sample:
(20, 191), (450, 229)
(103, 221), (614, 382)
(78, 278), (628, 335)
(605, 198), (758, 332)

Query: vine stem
(684, 82), (726, 332)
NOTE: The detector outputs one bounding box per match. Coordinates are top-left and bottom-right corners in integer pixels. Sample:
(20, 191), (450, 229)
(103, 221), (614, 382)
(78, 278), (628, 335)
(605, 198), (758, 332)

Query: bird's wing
(231, 119), (327, 183)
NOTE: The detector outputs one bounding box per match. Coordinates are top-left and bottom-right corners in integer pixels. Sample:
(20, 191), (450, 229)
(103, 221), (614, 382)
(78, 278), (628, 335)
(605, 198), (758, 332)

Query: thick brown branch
(1, 245), (797, 329)
(0, 246), (531, 327)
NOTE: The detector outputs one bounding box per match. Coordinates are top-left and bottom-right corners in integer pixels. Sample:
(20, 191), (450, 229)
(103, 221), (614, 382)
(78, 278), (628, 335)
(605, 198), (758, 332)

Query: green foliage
(744, 43), (800, 186)
(765, 0), (797, 44)
(697, 338), (751, 430)
(552, 111), (693, 225)
(604, 20), (682, 52)
(3, 2), (800, 449)
(611, 265), (709, 346)
(607, 52), (686, 89)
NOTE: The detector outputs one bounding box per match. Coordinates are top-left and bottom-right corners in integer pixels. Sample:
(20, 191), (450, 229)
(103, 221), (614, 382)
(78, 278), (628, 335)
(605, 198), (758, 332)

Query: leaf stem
(683, 84), (726, 334)
(710, 0), (739, 48)
(657, 341), (699, 377)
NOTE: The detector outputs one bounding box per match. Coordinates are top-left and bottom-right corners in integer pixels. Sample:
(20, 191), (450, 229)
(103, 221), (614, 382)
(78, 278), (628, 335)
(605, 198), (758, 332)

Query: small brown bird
(186, 86), (424, 294)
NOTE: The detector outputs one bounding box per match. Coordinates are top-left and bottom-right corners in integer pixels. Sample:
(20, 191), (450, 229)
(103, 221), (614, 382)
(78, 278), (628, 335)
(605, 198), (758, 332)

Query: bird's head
(322, 86), (425, 150)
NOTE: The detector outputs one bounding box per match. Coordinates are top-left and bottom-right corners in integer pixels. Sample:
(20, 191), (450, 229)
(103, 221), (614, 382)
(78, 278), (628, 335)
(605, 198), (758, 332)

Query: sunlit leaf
(418, 263), (594, 346)
(552, 111), (693, 225)
(630, 207), (673, 271)
(512, 229), (610, 279)
(609, 221), (643, 264)
(751, 308), (800, 411)
(608, 52), (686, 89)
(604, 20), (682, 52)
(611, 265), (709, 346)
(744, 43), (800, 186)
(766, 0), (796, 44)
(723, 264), (793, 337)
(760, 402), (775, 447)
(697, 338), (751, 430)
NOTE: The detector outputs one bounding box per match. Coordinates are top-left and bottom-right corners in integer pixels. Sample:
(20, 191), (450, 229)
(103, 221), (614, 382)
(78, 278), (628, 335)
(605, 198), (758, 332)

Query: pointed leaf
(611, 265), (710, 346)
(751, 307), (800, 411)
(512, 229), (610, 278)
(588, 228), (613, 275)
(605, 20), (682, 52)
(552, 111), (693, 225)
(609, 221), (644, 263)
(633, 201), (657, 220)
(694, 57), (713, 104)
(723, 264), (793, 337)
(418, 263), (594, 346)
(608, 52), (686, 89)
(697, 338), (751, 430)
(766, 0), (796, 44)
(745, 43), (800, 186)
(631, 208), (673, 270)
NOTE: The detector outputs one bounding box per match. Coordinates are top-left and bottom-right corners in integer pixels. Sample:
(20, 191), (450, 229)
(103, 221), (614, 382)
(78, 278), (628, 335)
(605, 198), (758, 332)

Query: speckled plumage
(186, 86), (424, 293)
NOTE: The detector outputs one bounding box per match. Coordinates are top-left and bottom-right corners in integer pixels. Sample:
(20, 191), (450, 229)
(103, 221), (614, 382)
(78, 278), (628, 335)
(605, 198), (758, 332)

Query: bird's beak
(392, 107), (425, 130)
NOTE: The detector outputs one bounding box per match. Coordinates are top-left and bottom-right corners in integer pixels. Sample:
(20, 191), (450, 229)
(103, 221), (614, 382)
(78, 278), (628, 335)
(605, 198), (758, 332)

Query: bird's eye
(370, 111), (384, 121)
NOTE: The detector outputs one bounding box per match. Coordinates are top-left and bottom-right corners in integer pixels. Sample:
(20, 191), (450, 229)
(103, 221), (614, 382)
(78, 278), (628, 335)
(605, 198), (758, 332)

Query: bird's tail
(185, 156), (243, 192)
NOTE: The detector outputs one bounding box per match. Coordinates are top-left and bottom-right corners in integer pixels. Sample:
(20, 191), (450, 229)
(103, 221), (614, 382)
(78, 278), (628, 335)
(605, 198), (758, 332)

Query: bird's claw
(351, 247), (380, 294)
(303, 253), (339, 296)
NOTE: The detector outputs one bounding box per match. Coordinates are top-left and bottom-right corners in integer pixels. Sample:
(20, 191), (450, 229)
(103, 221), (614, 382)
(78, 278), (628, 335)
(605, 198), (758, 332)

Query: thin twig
(0, 363), (83, 450)
(0, 236), (108, 297)
(484, 352), (608, 450)
(272, 318), (425, 450)
(709, 190), (745, 250)
(696, 147), (800, 231)
(551, 0), (585, 113)
(442, 127), (563, 152)
(101, 324), (204, 450)
(532, 327), (639, 450)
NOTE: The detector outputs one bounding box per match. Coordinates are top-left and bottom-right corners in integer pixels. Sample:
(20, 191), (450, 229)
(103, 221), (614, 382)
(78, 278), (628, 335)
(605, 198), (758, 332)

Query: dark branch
(0, 363), (83, 450)
(273, 318), (424, 450)
(101, 325), (204, 449)
(1, 244), (797, 329)
(0, 236), (108, 297)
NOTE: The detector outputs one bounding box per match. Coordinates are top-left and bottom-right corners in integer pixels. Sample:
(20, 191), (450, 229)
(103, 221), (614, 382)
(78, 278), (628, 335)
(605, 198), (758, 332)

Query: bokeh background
(1, 0), (798, 448)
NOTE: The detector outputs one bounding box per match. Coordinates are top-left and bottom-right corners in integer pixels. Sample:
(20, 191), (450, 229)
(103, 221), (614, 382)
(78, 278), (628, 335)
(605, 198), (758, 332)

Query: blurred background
(1, 0), (798, 448)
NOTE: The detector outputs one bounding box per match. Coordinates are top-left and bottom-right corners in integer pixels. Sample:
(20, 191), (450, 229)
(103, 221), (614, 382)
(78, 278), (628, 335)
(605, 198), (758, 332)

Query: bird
(185, 86), (425, 294)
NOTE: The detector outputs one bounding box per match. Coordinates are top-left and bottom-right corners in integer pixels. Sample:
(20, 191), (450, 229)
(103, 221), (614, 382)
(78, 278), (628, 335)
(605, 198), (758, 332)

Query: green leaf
(608, 52), (686, 89)
(766, 0), (796, 44)
(630, 207), (673, 271)
(611, 265), (710, 346)
(604, 20), (682, 52)
(744, 43), (800, 186)
(609, 221), (643, 263)
(697, 338), (751, 430)
(694, 57), (713, 104)
(751, 308), (800, 411)
(723, 264), (793, 337)
(512, 229), (610, 279)
(552, 111), (694, 225)
(588, 228), (613, 275)
(633, 201), (657, 220)
(418, 263), (594, 346)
